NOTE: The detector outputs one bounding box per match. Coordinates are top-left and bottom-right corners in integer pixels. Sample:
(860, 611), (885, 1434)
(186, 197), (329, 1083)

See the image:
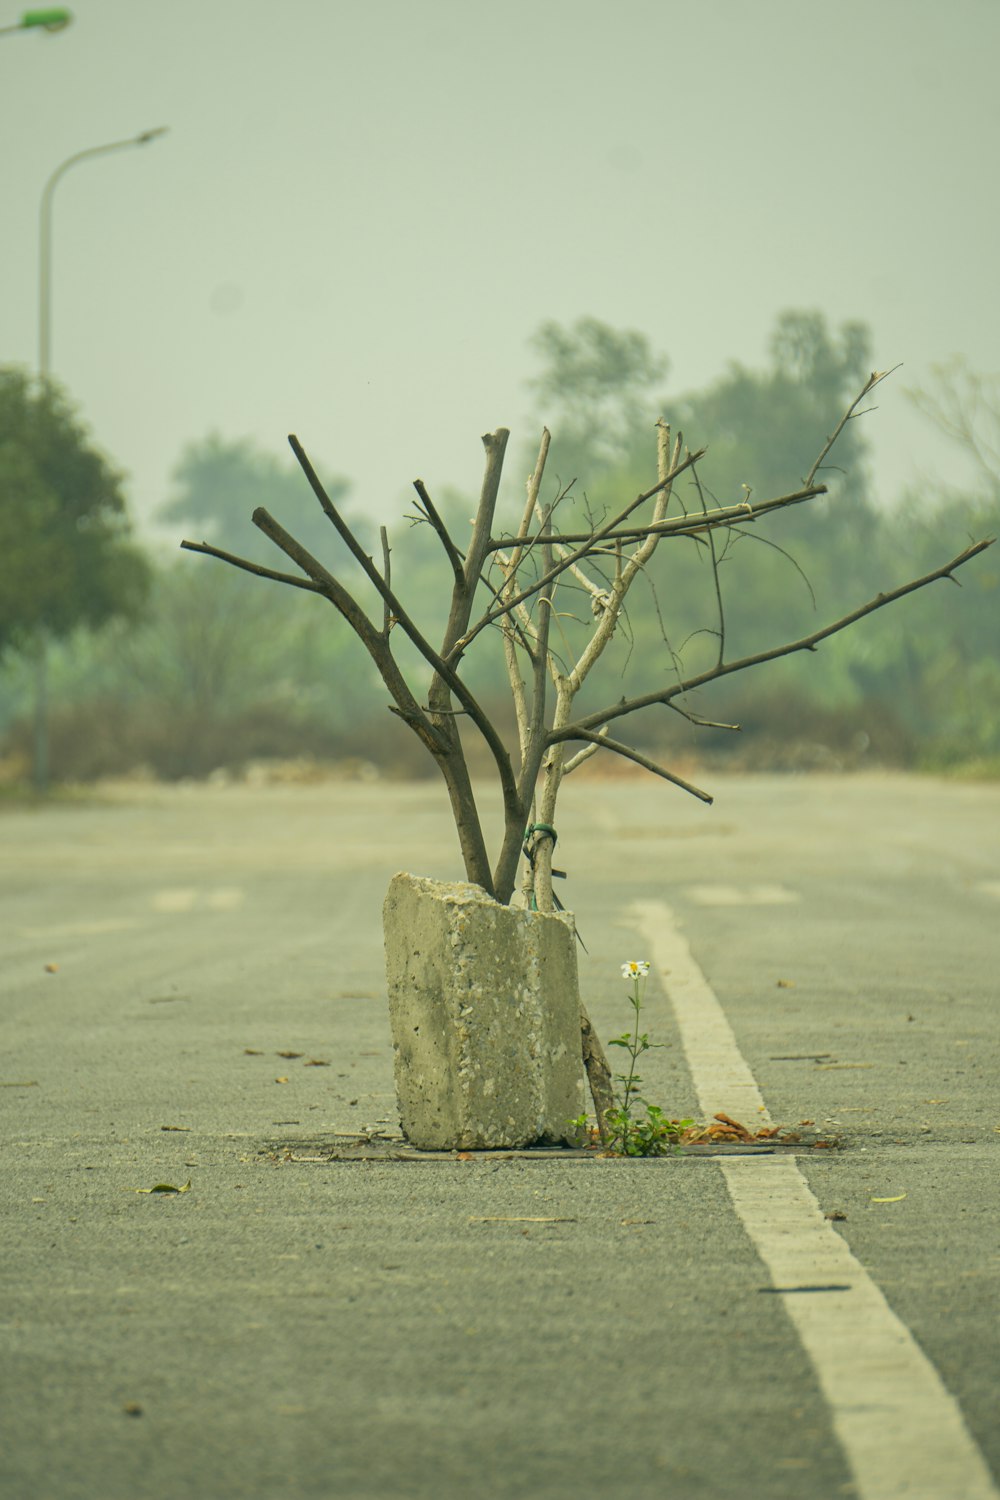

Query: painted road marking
(631, 899), (999, 1500)
(19, 919), (138, 939)
(685, 882), (799, 906)
(152, 888), (199, 913)
(152, 888), (244, 913)
(205, 887), (244, 911)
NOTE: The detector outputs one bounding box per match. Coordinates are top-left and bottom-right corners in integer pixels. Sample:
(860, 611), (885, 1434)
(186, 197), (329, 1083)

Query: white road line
(19, 919), (138, 939)
(150, 888), (244, 914)
(631, 898), (999, 1500)
(205, 887), (244, 911)
(152, 888), (199, 913)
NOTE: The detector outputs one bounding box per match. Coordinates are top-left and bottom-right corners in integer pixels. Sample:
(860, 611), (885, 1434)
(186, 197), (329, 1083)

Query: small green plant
(603, 960), (691, 1156)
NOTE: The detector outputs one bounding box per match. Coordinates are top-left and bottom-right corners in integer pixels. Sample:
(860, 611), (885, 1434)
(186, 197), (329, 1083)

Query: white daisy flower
(620, 960), (650, 980)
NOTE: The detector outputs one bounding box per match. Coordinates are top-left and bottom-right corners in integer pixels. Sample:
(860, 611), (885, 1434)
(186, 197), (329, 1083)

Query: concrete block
(383, 872), (586, 1150)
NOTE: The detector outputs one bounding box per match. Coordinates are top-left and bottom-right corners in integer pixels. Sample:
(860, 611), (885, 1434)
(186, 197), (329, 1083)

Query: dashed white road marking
(685, 882), (799, 906)
(19, 919), (138, 939)
(205, 887), (244, 911)
(151, 888), (244, 913)
(152, 888), (199, 913)
(631, 898), (999, 1500)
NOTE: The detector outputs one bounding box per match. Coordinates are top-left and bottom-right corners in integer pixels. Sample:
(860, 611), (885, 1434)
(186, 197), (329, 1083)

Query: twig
(580, 1009), (615, 1142)
(555, 539), (995, 742)
(180, 539), (324, 593)
(452, 447), (707, 659)
(411, 479), (465, 585)
(805, 367), (901, 489)
(380, 526), (391, 637)
(561, 728), (714, 804)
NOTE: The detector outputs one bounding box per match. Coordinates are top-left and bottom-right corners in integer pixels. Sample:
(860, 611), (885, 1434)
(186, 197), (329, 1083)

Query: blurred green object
(20, 8), (72, 28)
(0, 8), (72, 33)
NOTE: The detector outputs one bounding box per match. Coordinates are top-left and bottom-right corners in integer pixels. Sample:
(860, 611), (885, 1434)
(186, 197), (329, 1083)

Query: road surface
(1, 771), (998, 1499)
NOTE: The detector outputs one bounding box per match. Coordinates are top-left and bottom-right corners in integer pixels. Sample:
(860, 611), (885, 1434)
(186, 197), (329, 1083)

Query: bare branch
(249, 507), (518, 819)
(804, 366), (901, 489)
(380, 526), (392, 637)
(411, 479), (465, 585)
(561, 728), (713, 805)
(689, 458), (726, 669)
(554, 539), (995, 742)
(668, 703), (741, 732)
(451, 447), (707, 659)
(180, 538), (324, 594)
(507, 481), (827, 548)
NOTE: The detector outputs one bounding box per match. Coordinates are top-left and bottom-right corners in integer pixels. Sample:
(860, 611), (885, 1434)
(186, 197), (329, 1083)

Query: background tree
(522, 312), (902, 762)
(525, 317), (668, 485)
(0, 367), (150, 788)
(159, 433), (368, 567)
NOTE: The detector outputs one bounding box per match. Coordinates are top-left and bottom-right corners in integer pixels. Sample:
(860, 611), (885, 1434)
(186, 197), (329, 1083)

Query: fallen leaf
(277, 1051), (304, 1059)
(825, 1210), (848, 1221)
(275, 1076), (290, 1084)
(870, 1193), (907, 1204)
(304, 1059), (330, 1067)
(776, 978), (796, 988)
(243, 1048), (264, 1055)
(160, 1124), (191, 1132)
(135, 1181), (192, 1195)
(122, 1403), (143, 1417)
(44, 963), (59, 974)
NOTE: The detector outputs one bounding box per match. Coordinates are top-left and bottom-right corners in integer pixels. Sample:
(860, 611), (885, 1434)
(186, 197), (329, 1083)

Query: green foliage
(525, 317), (668, 483)
(2, 324), (995, 785)
(0, 367), (150, 657)
(602, 963), (692, 1157)
(159, 432), (369, 568)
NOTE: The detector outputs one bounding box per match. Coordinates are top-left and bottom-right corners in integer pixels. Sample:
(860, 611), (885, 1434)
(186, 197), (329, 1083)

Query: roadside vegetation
(1, 312), (997, 789)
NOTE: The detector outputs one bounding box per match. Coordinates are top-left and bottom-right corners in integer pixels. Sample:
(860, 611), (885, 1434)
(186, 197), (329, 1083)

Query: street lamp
(32, 125), (168, 792)
(39, 126), (169, 379)
(0, 9), (72, 35)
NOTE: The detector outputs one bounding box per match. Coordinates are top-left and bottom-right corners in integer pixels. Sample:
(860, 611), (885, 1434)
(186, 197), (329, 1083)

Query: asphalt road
(1, 771), (998, 1500)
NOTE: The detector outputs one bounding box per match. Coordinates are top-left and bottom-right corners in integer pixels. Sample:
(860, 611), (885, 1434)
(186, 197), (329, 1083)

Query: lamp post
(0, 9), (72, 35)
(39, 127), (168, 379)
(32, 125), (168, 792)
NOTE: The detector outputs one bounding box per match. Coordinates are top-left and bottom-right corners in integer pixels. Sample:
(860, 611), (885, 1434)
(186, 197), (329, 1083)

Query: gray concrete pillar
(383, 873), (586, 1150)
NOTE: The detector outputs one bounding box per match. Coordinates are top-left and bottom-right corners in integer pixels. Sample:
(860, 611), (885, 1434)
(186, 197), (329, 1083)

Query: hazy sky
(3, 0), (998, 549)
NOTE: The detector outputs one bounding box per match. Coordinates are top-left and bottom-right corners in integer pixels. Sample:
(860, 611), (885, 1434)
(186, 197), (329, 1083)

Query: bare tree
(181, 370), (992, 1132)
(907, 357), (1000, 492)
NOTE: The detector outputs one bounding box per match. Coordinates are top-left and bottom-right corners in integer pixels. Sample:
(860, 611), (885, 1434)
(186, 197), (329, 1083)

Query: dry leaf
(274, 1076), (290, 1084)
(277, 1051), (304, 1059)
(135, 1181), (192, 1195)
(243, 1048), (264, 1055)
(44, 963), (59, 974)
